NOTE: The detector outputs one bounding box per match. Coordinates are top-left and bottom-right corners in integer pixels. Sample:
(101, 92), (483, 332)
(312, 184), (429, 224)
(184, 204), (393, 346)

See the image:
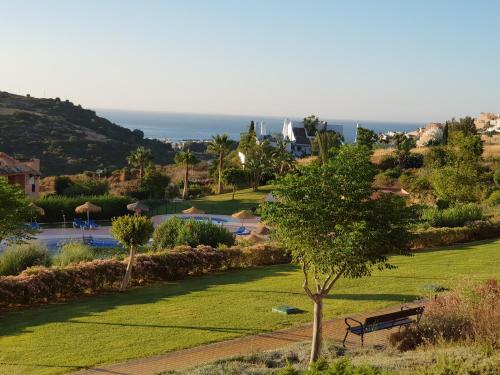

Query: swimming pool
(177, 216), (228, 224)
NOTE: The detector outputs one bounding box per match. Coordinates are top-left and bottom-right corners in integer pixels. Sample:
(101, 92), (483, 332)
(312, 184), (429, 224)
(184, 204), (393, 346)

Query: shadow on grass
(413, 238), (500, 254)
(0, 264), (295, 339)
(326, 293), (418, 302)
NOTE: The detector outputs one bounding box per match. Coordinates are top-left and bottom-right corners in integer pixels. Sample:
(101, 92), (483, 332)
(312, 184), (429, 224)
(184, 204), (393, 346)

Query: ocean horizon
(96, 109), (424, 144)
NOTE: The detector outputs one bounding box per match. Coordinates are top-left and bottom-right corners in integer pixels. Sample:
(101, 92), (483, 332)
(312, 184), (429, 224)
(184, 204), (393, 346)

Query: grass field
(0, 239), (499, 374)
(152, 186), (273, 215)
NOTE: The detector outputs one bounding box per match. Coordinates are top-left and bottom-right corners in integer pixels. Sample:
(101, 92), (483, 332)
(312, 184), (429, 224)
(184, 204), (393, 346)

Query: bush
(402, 153), (424, 169)
(0, 242), (51, 276)
(412, 221), (500, 249)
(494, 169), (500, 187)
(153, 217), (235, 249)
(485, 190), (500, 206)
(0, 244), (289, 306)
(53, 242), (94, 266)
(63, 180), (109, 196)
(377, 155), (397, 170)
(36, 195), (133, 222)
(390, 279), (500, 351)
(421, 204), (483, 228)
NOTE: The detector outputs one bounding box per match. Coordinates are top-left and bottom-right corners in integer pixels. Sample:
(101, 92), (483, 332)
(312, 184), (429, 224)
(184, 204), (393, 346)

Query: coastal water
(97, 109), (423, 143)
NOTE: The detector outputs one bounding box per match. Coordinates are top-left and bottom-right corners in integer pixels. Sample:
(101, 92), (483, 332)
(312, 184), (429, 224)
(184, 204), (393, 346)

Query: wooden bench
(343, 306), (424, 346)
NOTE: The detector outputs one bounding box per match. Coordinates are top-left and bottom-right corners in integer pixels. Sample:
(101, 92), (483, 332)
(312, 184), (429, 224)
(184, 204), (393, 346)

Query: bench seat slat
(348, 317), (414, 335)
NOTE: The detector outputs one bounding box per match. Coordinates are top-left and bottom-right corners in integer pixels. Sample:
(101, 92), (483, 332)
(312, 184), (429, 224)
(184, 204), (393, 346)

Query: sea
(96, 109), (424, 143)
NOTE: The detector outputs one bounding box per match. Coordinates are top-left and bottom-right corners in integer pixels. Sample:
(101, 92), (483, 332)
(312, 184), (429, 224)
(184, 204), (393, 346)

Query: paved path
(74, 305), (404, 375)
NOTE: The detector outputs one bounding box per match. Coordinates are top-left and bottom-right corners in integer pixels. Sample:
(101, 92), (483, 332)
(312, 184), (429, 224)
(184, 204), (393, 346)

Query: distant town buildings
(0, 152), (40, 198)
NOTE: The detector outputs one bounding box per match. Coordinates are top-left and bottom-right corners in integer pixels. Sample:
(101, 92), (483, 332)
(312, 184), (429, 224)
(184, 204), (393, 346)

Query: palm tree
(127, 147), (153, 180)
(175, 150), (199, 199)
(271, 140), (295, 176)
(207, 134), (232, 194)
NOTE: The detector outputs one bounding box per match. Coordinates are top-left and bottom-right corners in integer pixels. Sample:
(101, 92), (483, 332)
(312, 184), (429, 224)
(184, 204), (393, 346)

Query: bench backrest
(364, 307), (424, 326)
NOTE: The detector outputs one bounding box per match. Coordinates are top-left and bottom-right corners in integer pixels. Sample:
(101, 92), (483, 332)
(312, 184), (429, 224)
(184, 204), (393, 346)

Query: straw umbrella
(127, 201), (150, 216)
(75, 201), (102, 223)
(231, 209), (256, 228)
(29, 203), (45, 216)
(182, 206), (205, 215)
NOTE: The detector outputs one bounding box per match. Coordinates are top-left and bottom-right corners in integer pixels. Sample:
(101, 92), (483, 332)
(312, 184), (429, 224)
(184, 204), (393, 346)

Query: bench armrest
(345, 317), (363, 329)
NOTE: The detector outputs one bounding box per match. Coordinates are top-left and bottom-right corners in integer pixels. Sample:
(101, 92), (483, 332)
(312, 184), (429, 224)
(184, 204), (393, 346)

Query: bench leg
(342, 330), (349, 347)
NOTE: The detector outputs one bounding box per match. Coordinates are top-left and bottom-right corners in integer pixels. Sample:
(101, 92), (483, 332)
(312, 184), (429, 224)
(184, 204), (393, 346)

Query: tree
(356, 126), (378, 150)
(249, 120), (255, 133)
(393, 133), (416, 167)
(446, 116), (477, 136)
(271, 140), (296, 176)
(313, 131), (344, 164)
(261, 145), (412, 364)
(244, 141), (273, 191)
(222, 167), (248, 200)
(141, 167), (171, 199)
(127, 147), (153, 180)
(0, 178), (33, 244)
(303, 115), (319, 136)
(208, 134), (232, 194)
(175, 150), (199, 199)
(111, 215), (154, 290)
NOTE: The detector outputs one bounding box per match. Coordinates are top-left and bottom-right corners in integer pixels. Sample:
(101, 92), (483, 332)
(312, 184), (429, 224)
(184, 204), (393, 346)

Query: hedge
(36, 195), (133, 222)
(412, 221), (500, 249)
(0, 244), (289, 307)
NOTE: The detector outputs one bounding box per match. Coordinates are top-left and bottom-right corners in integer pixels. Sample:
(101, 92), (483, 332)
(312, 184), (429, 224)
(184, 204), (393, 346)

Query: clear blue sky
(1, 0), (499, 122)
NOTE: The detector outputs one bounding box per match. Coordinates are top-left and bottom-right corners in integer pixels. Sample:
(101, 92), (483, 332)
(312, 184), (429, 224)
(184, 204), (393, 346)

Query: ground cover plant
(0, 242), (51, 276)
(0, 239), (498, 374)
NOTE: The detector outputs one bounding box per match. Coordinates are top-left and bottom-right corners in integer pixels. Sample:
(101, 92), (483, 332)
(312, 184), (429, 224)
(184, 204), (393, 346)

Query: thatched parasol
(245, 232), (266, 243)
(127, 201), (150, 215)
(75, 201), (102, 222)
(182, 206), (205, 215)
(253, 224), (269, 235)
(29, 203), (45, 216)
(232, 210), (256, 228)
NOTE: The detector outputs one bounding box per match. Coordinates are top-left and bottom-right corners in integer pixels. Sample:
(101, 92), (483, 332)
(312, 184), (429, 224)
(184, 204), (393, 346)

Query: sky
(1, 0), (499, 123)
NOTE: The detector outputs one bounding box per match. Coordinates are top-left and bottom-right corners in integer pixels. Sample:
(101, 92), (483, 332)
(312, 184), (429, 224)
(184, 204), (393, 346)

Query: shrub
(0, 244), (289, 306)
(421, 204), (483, 228)
(412, 221), (500, 249)
(494, 169), (500, 187)
(153, 217), (235, 249)
(63, 180), (109, 196)
(485, 190), (500, 206)
(377, 155), (397, 170)
(152, 217), (185, 249)
(36, 195), (133, 222)
(390, 279), (500, 351)
(53, 242), (94, 266)
(0, 242), (51, 276)
(402, 153), (424, 169)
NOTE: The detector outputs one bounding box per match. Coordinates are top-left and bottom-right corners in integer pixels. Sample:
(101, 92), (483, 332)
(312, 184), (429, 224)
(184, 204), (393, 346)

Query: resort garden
(0, 118), (499, 374)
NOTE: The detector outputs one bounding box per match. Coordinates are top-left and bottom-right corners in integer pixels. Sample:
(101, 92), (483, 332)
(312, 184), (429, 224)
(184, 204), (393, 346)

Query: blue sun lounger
(234, 226), (250, 236)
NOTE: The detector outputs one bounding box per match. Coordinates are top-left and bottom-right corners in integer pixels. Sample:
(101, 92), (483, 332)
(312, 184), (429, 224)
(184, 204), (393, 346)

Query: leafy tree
(261, 145), (412, 363)
(175, 150), (199, 199)
(303, 115), (320, 136)
(141, 167), (171, 199)
(446, 116), (477, 136)
(313, 131), (344, 164)
(132, 129), (144, 139)
(356, 126), (378, 149)
(244, 141), (273, 191)
(222, 167), (248, 200)
(0, 178), (33, 244)
(127, 146), (153, 180)
(54, 176), (73, 195)
(271, 140), (296, 176)
(238, 126), (258, 156)
(208, 133), (232, 194)
(248, 120), (255, 133)
(393, 133), (416, 167)
(111, 215), (154, 290)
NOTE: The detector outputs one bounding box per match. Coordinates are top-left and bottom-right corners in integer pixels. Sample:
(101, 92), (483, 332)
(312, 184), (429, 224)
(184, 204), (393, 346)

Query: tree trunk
(309, 296), (323, 364)
(182, 164), (189, 199)
(217, 153), (223, 194)
(120, 245), (136, 290)
(232, 185), (235, 200)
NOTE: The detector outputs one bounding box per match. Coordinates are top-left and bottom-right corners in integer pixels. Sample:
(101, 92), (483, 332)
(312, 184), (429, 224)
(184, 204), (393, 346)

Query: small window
(32, 184), (36, 193)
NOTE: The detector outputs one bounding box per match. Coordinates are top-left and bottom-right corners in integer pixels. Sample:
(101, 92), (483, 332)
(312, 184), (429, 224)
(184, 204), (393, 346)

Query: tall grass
(0, 242), (51, 276)
(53, 242), (94, 266)
(421, 203), (483, 228)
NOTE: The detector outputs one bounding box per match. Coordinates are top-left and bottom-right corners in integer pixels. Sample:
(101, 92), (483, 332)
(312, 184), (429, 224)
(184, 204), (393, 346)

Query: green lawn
(151, 186), (274, 215)
(0, 239), (499, 375)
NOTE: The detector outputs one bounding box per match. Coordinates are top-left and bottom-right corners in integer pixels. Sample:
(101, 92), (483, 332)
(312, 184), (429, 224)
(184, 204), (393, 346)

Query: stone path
(74, 305), (404, 375)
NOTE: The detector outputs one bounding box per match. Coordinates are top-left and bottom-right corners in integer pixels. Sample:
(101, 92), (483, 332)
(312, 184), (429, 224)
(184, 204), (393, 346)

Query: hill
(0, 92), (175, 175)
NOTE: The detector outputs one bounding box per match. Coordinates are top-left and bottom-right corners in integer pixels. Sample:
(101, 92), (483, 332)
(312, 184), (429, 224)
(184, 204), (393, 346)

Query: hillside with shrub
(0, 91), (175, 175)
